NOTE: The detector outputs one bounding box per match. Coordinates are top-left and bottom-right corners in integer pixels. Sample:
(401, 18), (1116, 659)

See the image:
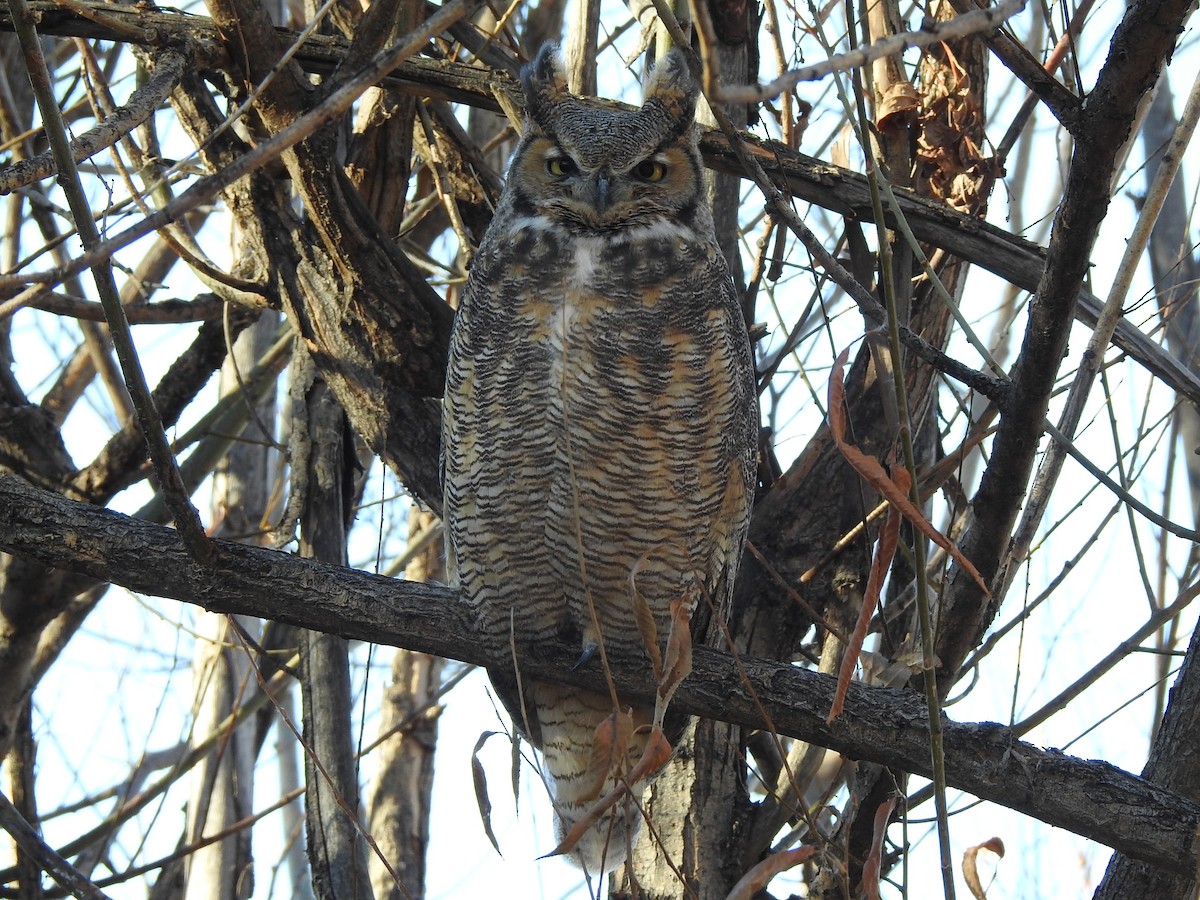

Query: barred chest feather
(489, 218), (730, 423)
(441, 45), (758, 876)
(452, 213), (748, 647)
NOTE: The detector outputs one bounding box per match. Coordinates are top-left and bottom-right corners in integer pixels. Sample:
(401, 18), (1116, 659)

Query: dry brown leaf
(828, 347), (990, 595)
(829, 475), (904, 722)
(915, 26), (989, 211)
(471, 731), (504, 856)
(725, 845), (818, 899)
(877, 81), (920, 128)
(579, 709), (635, 802)
(548, 726), (673, 859)
(653, 593), (694, 730)
(628, 725), (673, 781)
(963, 836), (1005, 899)
(659, 593), (694, 703)
(863, 795), (898, 900)
(628, 554), (664, 679)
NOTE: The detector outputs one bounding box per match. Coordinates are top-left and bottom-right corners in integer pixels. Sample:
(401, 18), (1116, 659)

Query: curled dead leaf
(828, 347), (990, 596)
(548, 726), (673, 860)
(864, 796), (898, 900)
(579, 709), (636, 802)
(829, 482), (903, 723)
(877, 82), (921, 128)
(628, 553), (664, 679)
(659, 593), (694, 706)
(963, 836), (1005, 899)
(471, 731), (505, 856)
(725, 845), (818, 899)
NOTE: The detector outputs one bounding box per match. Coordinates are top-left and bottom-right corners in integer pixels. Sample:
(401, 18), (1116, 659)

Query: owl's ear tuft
(521, 44), (568, 129)
(642, 49), (698, 129)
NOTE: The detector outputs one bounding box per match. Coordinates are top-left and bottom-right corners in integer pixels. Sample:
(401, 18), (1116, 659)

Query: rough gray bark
(182, 0), (456, 511)
(366, 507), (445, 900)
(1093, 618), (1200, 899)
(1, 472), (1198, 880)
(293, 356), (373, 900)
(183, 313), (277, 900)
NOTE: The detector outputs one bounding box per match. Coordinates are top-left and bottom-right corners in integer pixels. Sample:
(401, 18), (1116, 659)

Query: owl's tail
(527, 681), (654, 875)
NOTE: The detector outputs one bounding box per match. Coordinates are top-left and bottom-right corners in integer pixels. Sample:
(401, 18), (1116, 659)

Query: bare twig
(7, 0), (211, 559)
(715, 0), (1025, 104)
(0, 790), (112, 900)
(935, 0), (1196, 682)
(1002, 67), (1200, 592)
(24, 291), (226, 322)
(0, 0), (483, 310)
(946, 0), (1083, 131)
(44, 0), (148, 41)
(1013, 581), (1200, 735)
(0, 46), (187, 195)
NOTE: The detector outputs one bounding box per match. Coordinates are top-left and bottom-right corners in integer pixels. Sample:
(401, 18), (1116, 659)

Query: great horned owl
(442, 46), (757, 875)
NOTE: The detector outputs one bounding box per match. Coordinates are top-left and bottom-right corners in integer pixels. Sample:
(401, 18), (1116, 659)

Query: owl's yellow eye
(546, 156), (578, 177)
(633, 159), (667, 182)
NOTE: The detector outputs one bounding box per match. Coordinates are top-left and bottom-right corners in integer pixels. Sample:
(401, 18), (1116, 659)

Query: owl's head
(507, 46), (703, 231)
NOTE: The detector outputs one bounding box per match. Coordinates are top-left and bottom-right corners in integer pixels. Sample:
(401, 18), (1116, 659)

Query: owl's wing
(688, 265), (759, 649)
(440, 243), (503, 587)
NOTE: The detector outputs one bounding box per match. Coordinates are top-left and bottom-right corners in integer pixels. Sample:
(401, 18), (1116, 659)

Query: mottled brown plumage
(442, 46), (757, 875)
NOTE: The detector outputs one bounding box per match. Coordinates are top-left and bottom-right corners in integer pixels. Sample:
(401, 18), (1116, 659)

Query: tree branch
(0, 46), (188, 195)
(936, 0), (1198, 680)
(1, 3), (1195, 408)
(0, 472), (1196, 878)
(945, 0), (1083, 131)
(0, 791), (111, 900)
(715, 0), (1026, 105)
(698, 131), (1200, 408)
(22, 292), (226, 324)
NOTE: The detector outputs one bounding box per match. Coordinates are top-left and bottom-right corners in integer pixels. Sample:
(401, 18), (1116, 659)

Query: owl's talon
(572, 644), (599, 670)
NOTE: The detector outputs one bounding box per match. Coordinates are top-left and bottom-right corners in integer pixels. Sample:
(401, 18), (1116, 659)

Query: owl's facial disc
(515, 136), (694, 229)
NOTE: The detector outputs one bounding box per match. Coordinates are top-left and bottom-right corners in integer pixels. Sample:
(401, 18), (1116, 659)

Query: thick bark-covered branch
(0, 472), (1196, 877)
(0, 312), (252, 756)
(1095, 618), (1200, 898)
(2, 4), (1197, 407)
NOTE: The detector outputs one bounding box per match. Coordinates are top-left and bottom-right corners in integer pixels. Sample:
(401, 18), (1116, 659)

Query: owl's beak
(589, 172), (612, 213)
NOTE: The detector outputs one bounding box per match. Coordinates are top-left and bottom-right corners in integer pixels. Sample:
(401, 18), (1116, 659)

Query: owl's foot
(572, 642), (599, 670)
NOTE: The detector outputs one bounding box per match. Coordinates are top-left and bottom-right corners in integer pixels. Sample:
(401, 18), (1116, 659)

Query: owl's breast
(446, 219), (755, 650)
